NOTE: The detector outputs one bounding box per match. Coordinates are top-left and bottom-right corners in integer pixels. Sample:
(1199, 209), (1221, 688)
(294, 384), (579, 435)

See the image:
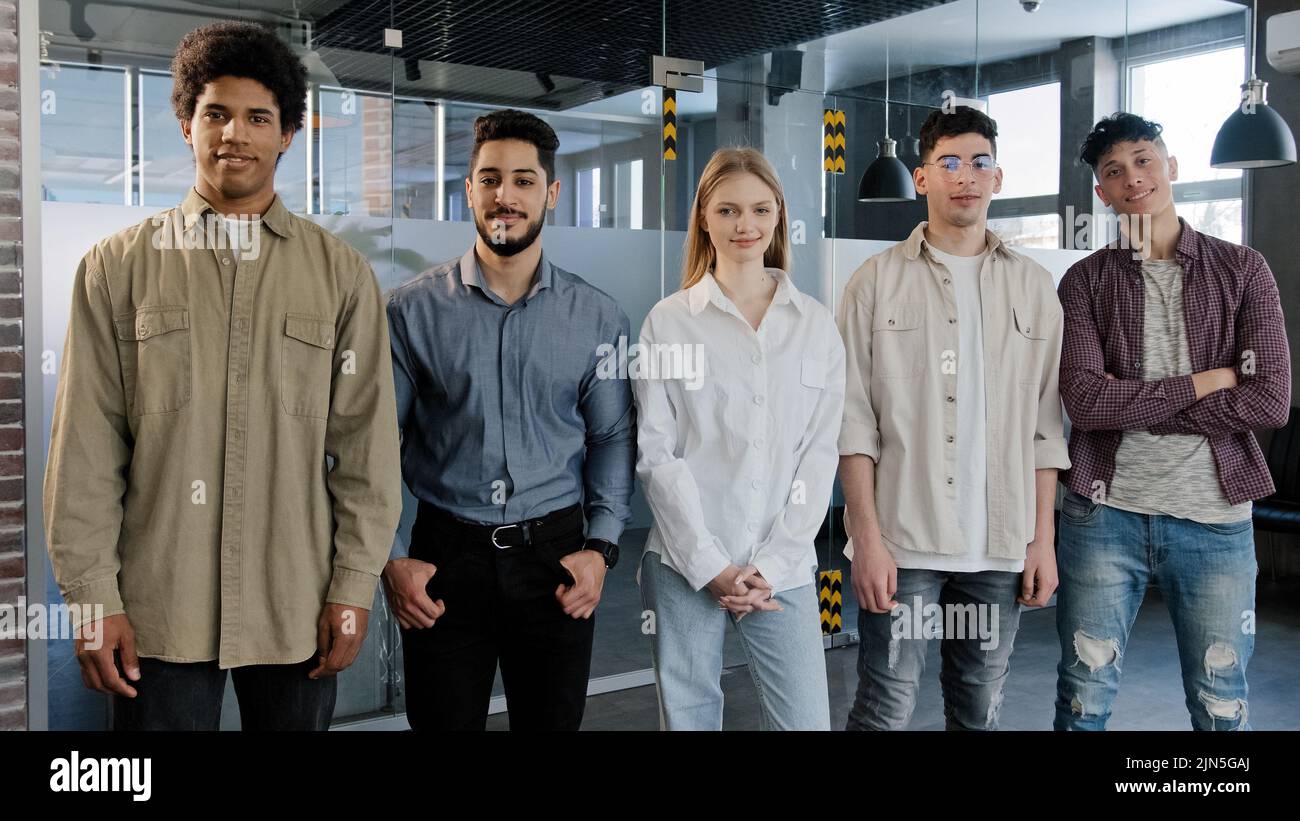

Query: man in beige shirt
(42, 22), (402, 730)
(837, 107), (1070, 730)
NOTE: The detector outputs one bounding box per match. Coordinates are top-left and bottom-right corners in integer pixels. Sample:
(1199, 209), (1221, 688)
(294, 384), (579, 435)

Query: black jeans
(401, 503), (595, 731)
(111, 655), (336, 731)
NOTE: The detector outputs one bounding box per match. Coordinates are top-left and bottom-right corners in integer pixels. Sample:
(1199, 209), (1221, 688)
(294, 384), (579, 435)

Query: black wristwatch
(583, 538), (619, 570)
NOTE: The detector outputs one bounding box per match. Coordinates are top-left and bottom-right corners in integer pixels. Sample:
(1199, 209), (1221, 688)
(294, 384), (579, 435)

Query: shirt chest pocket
(871, 301), (924, 379)
(282, 313), (336, 419)
(113, 306), (191, 416)
(1012, 305), (1047, 387)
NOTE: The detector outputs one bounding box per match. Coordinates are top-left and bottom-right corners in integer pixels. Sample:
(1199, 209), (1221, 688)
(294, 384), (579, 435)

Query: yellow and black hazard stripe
(819, 569), (842, 634)
(823, 109), (846, 174)
(663, 89), (677, 160)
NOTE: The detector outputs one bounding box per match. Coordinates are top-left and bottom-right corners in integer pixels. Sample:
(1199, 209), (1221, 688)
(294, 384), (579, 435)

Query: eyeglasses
(924, 155), (998, 180)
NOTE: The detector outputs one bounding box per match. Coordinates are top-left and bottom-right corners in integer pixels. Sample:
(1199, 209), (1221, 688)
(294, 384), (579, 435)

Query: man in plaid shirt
(1055, 112), (1290, 731)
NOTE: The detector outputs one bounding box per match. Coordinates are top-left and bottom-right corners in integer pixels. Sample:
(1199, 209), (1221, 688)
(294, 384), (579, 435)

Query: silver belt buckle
(490, 523), (518, 549)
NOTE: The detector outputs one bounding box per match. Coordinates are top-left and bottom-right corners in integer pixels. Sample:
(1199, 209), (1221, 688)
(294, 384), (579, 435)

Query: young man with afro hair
(43, 21), (403, 730)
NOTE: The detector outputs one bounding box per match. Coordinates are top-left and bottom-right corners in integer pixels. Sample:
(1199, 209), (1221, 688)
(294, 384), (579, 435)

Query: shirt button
(751, 479), (761, 490)
(747, 522), (759, 533)
(947, 435), (955, 443)
(137, 323), (149, 336)
(946, 395), (955, 403)
(753, 395), (765, 406)
(754, 438), (765, 449)
(947, 477), (954, 485)
(751, 353), (761, 364)
(221, 257), (231, 266)
(888, 319), (895, 325)
(948, 318), (956, 324)
(943, 278), (951, 285)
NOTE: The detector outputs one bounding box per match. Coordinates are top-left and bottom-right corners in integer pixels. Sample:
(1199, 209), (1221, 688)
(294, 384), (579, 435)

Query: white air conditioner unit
(1266, 9), (1300, 75)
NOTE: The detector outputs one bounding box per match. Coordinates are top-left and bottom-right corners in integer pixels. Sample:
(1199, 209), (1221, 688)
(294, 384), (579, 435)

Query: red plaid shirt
(1058, 219), (1291, 506)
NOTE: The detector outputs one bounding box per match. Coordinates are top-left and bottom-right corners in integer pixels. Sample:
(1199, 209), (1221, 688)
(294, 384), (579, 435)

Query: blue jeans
(637, 550), (831, 730)
(846, 568), (1023, 731)
(1054, 491), (1256, 731)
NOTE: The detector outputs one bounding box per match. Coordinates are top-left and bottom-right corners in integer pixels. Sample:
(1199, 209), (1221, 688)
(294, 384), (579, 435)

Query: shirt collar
(459, 246), (552, 305)
(1112, 216), (1201, 272)
(180, 186), (295, 239)
(687, 268), (805, 316)
(904, 221), (1004, 262)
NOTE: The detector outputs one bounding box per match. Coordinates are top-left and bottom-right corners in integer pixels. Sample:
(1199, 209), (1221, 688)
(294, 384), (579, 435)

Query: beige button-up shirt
(43, 187), (403, 668)
(837, 223), (1070, 560)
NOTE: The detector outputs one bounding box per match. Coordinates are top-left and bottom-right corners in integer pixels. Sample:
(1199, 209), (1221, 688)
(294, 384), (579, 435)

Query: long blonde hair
(681, 147), (790, 290)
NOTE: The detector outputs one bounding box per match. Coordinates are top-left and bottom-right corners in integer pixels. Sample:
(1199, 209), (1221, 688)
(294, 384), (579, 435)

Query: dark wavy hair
(1080, 112), (1165, 169)
(470, 109), (560, 184)
(170, 21), (308, 134)
(919, 105), (998, 163)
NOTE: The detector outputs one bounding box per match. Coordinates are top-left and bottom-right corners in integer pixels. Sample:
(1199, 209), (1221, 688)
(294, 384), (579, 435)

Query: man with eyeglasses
(837, 106), (1070, 729)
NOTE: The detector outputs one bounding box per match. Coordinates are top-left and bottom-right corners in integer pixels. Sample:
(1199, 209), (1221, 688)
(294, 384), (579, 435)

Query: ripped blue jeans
(846, 568), (1024, 731)
(1055, 491), (1256, 731)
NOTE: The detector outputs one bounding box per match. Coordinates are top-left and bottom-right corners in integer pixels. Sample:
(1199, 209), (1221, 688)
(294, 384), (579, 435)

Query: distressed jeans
(1054, 491), (1256, 731)
(846, 567), (1023, 731)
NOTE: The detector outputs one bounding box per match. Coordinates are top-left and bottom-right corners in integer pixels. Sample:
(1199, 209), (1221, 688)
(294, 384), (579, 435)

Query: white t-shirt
(223, 216), (249, 259)
(884, 244), (1025, 574)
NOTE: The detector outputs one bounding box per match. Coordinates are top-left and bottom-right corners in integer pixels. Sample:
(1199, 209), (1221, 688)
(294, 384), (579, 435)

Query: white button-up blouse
(633, 269), (846, 593)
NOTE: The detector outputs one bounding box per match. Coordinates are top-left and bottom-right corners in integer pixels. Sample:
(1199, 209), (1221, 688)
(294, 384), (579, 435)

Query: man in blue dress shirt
(382, 109), (635, 730)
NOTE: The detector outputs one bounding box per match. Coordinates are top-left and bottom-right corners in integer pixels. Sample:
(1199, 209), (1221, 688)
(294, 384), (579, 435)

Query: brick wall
(0, 0), (26, 731)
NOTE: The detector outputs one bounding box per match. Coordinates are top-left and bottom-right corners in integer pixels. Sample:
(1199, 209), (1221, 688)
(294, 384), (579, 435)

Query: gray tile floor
(488, 578), (1300, 731)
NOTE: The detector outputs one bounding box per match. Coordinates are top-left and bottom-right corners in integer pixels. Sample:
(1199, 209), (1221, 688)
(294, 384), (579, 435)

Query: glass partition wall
(31, 0), (1249, 729)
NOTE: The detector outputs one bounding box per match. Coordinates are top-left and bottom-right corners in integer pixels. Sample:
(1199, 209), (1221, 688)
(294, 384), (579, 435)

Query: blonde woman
(634, 147), (845, 730)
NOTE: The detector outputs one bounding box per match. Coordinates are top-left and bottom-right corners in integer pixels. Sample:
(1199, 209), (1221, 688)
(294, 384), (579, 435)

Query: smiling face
(465, 138), (559, 257)
(914, 131), (1003, 230)
(1093, 138), (1179, 217)
(699, 171), (781, 269)
(180, 75), (292, 206)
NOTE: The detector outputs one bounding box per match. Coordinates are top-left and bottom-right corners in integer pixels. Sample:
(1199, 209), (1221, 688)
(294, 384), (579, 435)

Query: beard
(474, 207), (545, 257)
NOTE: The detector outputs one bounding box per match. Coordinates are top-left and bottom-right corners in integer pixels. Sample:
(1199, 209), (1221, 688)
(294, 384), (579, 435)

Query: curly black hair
(470, 109), (560, 184)
(919, 105), (998, 163)
(1080, 112), (1165, 169)
(170, 21), (308, 133)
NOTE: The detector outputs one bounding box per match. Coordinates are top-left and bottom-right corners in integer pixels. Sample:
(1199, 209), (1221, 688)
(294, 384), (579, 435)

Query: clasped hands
(707, 564), (783, 621)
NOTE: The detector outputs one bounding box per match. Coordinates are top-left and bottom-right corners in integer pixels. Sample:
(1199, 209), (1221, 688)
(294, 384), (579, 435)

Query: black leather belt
(415, 501), (583, 549)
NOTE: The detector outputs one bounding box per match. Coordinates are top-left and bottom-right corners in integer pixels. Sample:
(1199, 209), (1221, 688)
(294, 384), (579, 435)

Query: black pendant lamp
(859, 40), (917, 202)
(1211, 0), (1296, 169)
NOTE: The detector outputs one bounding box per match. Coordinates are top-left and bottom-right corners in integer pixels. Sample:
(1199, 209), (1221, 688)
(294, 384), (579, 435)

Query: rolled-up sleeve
(836, 277), (880, 461)
(1034, 274), (1071, 471)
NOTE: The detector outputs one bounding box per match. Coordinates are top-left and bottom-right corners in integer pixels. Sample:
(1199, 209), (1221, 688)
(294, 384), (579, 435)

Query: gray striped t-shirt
(1104, 258), (1252, 523)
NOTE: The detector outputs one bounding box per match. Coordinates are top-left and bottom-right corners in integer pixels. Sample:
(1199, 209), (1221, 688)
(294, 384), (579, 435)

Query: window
(988, 214), (1061, 250)
(1129, 46), (1245, 242)
(985, 83), (1061, 200)
(614, 159), (643, 230)
(39, 62), (129, 204)
(316, 87), (393, 217)
(576, 166), (601, 228)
